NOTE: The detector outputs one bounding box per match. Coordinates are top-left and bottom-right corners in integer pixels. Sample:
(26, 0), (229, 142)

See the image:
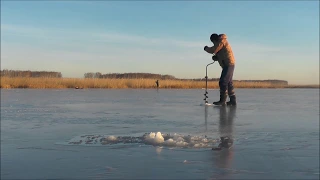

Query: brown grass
(0, 77), (319, 89)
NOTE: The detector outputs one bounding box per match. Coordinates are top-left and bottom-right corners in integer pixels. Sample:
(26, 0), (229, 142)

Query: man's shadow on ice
(207, 106), (237, 169)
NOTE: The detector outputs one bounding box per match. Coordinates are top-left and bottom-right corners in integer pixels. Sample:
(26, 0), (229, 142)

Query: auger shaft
(204, 61), (215, 103)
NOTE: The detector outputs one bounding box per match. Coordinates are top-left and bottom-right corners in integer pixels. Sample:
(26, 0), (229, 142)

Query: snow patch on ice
(145, 132), (164, 144)
(66, 132), (219, 148)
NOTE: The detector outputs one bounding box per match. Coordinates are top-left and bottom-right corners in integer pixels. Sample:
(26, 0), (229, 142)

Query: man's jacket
(205, 34), (235, 67)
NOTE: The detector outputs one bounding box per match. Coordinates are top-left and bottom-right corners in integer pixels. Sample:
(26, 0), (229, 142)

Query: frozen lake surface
(1, 89), (319, 179)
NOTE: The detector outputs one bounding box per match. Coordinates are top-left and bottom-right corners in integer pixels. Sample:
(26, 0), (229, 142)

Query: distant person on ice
(204, 33), (237, 106)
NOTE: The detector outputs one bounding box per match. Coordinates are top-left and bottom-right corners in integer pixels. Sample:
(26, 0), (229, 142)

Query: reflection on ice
(67, 132), (219, 148)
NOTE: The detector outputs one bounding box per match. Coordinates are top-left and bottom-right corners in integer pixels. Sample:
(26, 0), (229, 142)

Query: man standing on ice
(204, 33), (237, 106)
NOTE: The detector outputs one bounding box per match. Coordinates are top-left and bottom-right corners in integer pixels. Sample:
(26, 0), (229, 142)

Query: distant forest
(0, 69), (288, 85)
(84, 72), (175, 80)
(84, 72), (288, 85)
(1, 69), (62, 78)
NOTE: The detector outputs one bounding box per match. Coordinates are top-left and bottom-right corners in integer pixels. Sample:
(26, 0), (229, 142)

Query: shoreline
(1, 77), (319, 89)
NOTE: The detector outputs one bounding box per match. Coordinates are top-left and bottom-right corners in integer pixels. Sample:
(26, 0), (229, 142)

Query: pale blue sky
(1, 1), (319, 84)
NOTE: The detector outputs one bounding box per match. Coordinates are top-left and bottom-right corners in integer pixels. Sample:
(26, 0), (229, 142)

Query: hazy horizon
(1, 1), (319, 85)
(0, 69), (303, 85)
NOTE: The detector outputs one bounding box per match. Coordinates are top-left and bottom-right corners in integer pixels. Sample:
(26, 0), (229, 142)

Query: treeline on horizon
(1, 69), (62, 78)
(84, 72), (176, 80)
(1, 69), (288, 85)
(84, 72), (289, 85)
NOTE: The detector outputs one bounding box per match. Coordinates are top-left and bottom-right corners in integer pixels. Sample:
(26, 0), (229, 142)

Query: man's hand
(204, 46), (208, 51)
(212, 55), (219, 61)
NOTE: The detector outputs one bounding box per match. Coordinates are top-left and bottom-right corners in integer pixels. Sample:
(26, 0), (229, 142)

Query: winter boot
(219, 136), (234, 149)
(227, 94), (237, 106)
(212, 136), (233, 150)
(213, 91), (227, 106)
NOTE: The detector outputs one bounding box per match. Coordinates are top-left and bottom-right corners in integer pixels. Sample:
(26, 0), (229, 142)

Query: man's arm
(204, 41), (224, 54)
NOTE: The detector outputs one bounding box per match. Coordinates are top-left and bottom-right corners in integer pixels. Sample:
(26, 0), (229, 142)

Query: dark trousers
(219, 65), (235, 95)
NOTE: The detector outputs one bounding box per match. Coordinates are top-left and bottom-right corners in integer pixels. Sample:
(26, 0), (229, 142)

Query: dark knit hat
(210, 33), (219, 42)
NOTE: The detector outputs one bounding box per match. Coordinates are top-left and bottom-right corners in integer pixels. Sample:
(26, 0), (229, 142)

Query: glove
(212, 55), (218, 61)
(204, 46), (208, 51)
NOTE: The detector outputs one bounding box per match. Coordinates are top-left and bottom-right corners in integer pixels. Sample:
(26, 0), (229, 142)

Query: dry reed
(0, 77), (318, 89)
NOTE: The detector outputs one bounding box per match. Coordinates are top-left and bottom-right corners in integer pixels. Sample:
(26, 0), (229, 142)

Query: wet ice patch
(66, 132), (219, 148)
